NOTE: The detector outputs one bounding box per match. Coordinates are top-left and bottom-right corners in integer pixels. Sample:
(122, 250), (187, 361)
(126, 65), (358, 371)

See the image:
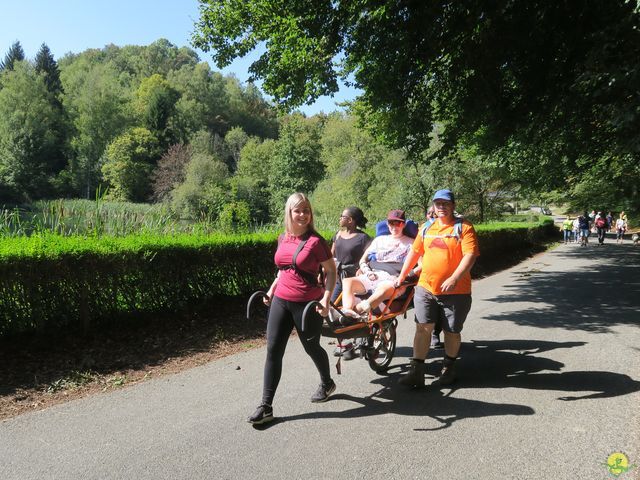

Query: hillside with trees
(193, 0), (640, 217)
(3, 0), (640, 231)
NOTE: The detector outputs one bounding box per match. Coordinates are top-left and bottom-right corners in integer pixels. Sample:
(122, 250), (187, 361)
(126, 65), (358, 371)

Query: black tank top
(333, 231), (371, 266)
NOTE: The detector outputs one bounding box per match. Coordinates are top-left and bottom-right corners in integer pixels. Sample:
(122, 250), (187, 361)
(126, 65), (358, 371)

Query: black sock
(412, 358), (425, 363)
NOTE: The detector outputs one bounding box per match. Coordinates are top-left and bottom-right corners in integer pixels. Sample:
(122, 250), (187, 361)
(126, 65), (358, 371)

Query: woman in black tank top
(331, 207), (371, 301)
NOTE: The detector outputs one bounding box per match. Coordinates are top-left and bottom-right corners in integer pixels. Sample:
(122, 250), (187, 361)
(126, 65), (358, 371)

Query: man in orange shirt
(394, 189), (480, 387)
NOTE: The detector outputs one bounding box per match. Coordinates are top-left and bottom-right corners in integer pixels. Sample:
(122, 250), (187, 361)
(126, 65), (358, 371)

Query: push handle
(301, 301), (323, 332)
(246, 290), (268, 321)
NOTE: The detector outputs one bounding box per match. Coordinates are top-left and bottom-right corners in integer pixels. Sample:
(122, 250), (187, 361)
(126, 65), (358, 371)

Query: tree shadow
(255, 338), (639, 430)
(459, 339), (640, 400)
(482, 245), (640, 332)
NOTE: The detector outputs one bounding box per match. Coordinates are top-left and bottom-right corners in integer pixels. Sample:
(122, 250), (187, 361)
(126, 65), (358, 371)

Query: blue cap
(432, 189), (455, 202)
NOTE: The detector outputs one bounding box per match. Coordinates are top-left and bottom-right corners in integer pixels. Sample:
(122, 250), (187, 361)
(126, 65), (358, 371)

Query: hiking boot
(398, 359), (425, 388)
(438, 364), (457, 386)
(248, 404), (273, 425)
(311, 380), (336, 403)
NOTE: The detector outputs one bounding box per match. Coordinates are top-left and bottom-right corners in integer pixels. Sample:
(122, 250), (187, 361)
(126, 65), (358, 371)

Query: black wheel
(366, 319), (397, 373)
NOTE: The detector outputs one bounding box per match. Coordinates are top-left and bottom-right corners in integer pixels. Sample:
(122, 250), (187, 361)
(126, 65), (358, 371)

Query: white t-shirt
(364, 234), (413, 264)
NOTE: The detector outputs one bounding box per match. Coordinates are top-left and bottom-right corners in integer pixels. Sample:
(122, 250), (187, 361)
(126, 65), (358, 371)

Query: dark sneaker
(311, 380), (336, 403)
(342, 345), (358, 361)
(438, 364), (456, 385)
(248, 404), (273, 424)
(339, 309), (366, 326)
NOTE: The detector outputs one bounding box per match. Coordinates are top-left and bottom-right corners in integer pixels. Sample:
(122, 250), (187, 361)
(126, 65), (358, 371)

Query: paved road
(2, 242), (639, 480)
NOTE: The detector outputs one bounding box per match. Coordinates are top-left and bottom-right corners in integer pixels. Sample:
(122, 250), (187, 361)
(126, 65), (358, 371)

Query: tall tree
(0, 41), (25, 72)
(0, 62), (61, 200)
(268, 114), (324, 214)
(168, 63), (230, 140)
(101, 127), (161, 201)
(135, 74), (180, 147)
(62, 63), (131, 198)
(231, 136), (276, 222)
(193, 1), (640, 209)
(34, 43), (63, 97)
(34, 43), (67, 176)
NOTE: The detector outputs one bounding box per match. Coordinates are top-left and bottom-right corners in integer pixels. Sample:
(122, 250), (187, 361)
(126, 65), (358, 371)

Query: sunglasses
(387, 220), (404, 226)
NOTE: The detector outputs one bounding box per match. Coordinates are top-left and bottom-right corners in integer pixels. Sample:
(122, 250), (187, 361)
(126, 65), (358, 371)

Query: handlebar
(246, 290), (269, 321)
(301, 301), (323, 332)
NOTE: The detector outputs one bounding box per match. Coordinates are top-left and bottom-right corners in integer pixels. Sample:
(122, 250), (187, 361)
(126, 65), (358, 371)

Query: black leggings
(262, 296), (331, 405)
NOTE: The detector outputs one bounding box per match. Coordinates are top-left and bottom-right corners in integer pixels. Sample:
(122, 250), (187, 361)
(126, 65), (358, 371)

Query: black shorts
(413, 286), (472, 334)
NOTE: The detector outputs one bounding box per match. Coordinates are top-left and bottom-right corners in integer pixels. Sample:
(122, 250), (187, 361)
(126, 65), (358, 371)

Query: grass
(1, 199), (551, 240)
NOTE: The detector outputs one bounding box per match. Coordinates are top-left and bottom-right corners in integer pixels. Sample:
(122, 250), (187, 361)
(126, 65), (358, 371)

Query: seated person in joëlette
(338, 209), (418, 322)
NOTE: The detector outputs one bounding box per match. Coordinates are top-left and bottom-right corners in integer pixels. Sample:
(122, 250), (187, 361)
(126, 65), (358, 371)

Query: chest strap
(278, 234), (322, 287)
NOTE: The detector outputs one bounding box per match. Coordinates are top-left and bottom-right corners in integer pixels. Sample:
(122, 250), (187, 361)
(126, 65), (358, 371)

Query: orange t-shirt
(412, 219), (480, 295)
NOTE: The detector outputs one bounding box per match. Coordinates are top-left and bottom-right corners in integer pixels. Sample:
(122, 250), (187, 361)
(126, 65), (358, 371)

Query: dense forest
(0, 38), (519, 225)
(1, 27), (637, 228)
(194, 0), (640, 219)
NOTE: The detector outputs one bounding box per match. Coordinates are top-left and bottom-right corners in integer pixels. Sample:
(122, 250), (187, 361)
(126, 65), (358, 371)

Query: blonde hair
(284, 192), (316, 235)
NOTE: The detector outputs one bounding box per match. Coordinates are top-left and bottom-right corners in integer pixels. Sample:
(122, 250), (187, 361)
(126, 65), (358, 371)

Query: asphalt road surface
(2, 242), (639, 480)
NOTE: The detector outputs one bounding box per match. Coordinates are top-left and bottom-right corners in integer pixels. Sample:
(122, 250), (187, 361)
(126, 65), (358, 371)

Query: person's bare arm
(394, 249), (421, 287)
(317, 258), (337, 316)
(264, 272), (280, 305)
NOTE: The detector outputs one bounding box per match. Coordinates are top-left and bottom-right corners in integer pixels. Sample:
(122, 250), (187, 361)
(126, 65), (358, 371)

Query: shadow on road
(483, 244), (640, 332)
(272, 372), (535, 432)
(255, 338), (639, 431)
(459, 339), (640, 401)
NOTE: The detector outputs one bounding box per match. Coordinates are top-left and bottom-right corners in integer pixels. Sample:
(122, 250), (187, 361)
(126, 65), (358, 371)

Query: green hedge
(0, 233), (282, 337)
(0, 222), (557, 338)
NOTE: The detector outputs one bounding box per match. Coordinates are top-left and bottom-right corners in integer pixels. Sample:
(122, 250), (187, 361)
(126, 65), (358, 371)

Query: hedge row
(0, 222), (557, 338)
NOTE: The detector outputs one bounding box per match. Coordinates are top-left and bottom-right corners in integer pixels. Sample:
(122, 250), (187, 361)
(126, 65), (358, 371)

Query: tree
(150, 143), (192, 202)
(193, 1), (640, 210)
(35, 43), (63, 97)
(34, 43), (68, 179)
(135, 74), (180, 147)
(224, 126), (248, 171)
(170, 151), (229, 220)
(231, 136), (276, 223)
(168, 63), (230, 140)
(101, 127), (161, 201)
(312, 113), (393, 218)
(0, 41), (25, 72)
(0, 62), (61, 200)
(62, 63), (131, 198)
(268, 114), (324, 214)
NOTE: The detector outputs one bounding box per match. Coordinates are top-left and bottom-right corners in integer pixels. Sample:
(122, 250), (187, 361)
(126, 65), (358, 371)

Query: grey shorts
(413, 286), (472, 334)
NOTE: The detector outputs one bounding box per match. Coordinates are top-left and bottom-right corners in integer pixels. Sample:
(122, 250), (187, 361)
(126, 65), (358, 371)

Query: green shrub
(0, 221), (557, 338)
(0, 232), (279, 337)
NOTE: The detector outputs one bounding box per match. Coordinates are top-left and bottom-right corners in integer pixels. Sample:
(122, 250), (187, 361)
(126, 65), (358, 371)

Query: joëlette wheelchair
(246, 274), (417, 374)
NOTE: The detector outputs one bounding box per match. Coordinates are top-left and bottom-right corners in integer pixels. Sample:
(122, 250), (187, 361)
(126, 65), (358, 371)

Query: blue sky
(0, 0), (359, 115)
